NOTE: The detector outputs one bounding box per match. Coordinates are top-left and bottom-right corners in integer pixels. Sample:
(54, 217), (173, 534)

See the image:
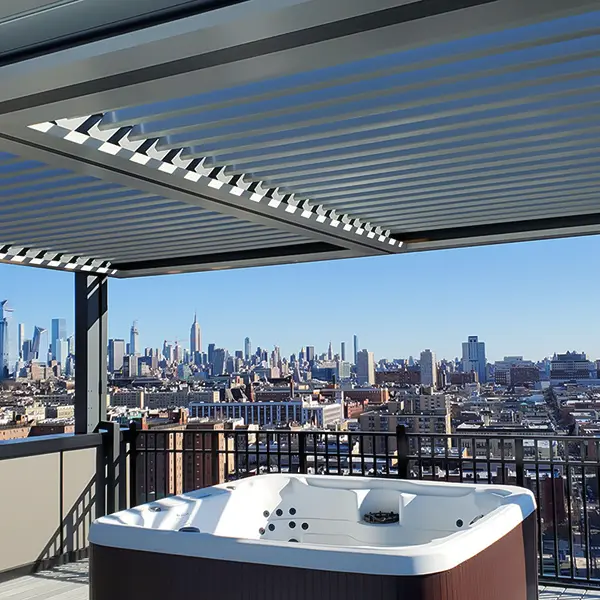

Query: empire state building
(190, 312), (202, 355)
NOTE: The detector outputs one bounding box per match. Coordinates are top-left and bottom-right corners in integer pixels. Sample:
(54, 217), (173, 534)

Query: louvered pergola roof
(0, 0), (599, 277)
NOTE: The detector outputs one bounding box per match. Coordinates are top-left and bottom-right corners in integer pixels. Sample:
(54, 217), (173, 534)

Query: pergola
(1, 0), (599, 433)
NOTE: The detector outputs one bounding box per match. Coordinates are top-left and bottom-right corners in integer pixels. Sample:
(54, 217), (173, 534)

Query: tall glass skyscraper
(420, 349), (437, 388)
(51, 318), (67, 359)
(462, 335), (487, 383)
(130, 321), (140, 356)
(0, 300), (13, 378)
(31, 326), (47, 361)
(353, 335), (359, 364)
(213, 348), (227, 375)
(356, 349), (375, 385)
(17, 323), (25, 360)
(244, 337), (251, 361)
(108, 339), (126, 373)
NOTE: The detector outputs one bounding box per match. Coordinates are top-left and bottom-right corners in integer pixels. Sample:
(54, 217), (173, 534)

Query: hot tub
(89, 474), (537, 600)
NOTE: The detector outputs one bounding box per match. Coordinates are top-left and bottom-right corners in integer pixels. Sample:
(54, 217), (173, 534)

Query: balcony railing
(2, 424), (599, 591)
(125, 425), (600, 590)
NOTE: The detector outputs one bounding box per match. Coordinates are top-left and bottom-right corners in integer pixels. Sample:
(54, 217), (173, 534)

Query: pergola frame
(0, 0), (600, 430)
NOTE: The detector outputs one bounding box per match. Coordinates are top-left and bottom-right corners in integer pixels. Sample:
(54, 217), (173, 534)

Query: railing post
(298, 431), (307, 474)
(98, 421), (121, 514)
(396, 425), (409, 479)
(128, 421), (139, 507)
(515, 437), (525, 488)
(95, 432), (107, 520)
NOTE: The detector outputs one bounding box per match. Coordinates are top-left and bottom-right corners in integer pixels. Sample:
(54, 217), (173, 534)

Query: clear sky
(0, 235), (597, 363)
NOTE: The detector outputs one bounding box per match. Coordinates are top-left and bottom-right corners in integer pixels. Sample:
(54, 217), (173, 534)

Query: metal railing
(125, 424), (600, 589)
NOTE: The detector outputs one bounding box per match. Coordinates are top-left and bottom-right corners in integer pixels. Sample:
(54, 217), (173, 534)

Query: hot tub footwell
(90, 513), (537, 600)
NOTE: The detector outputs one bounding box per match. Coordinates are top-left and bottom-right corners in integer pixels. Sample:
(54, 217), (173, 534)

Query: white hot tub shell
(89, 474), (537, 600)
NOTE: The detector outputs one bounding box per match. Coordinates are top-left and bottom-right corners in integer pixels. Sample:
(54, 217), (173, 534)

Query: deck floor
(1, 561), (600, 599)
(0, 561), (89, 600)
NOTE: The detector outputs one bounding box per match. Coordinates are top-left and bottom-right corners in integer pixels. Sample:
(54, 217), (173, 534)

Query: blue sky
(0, 235), (597, 363)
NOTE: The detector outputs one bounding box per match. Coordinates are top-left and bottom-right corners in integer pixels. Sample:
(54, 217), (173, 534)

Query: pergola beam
(0, 0), (596, 126)
(0, 126), (398, 257)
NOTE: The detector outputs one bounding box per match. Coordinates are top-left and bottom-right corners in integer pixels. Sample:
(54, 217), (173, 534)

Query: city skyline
(0, 235), (599, 361)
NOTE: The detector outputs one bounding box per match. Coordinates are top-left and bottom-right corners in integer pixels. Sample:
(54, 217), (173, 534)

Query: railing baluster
(144, 432), (149, 504)
(533, 439), (543, 579)
(595, 439), (600, 580)
(548, 438), (560, 578)
(458, 437), (464, 483)
(499, 437), (505, 485)
(472, 437), (477, 485)
(444, 434), (449, 482)
(581, 440), (590, 583)
(371, 433), (378, 477)
(163, 432), (168, 499)
(565, 440), (575, 582)
(384, 433), (390, 477)
(486, 438), (491, 484)
(128, 422), (138, 507)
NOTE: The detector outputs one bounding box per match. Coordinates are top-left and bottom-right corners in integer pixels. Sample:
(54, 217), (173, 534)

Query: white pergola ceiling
(0, 0), (599, 277)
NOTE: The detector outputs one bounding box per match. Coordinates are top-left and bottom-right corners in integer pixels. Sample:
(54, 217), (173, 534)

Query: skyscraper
(108, 339), (126, 373)
(22, 339), (33, 363)
(356, 349), (375, 385)
(67, 334), (75, 356)
(17, 323), (25, 360)
(130, 321), (140, 356)
(31, 326), (47, 361)
(213, 348), (227, 375)
(353, 335), (359, 364)
(244, 337), (251, 360)
(173, 342), (183, 363)
(462, 336), (487, 383)
(340, 341), (346, 361)
(306, 345), (315, 363)
(190, 312), (201, 355)
(420, 349), (437, 388)
(0, 301), (13, 378)
(208, 343), (216, 365)
(327, 341), (333, 360)
(51, 318), (67, 359)
(56, 339), (69, 366)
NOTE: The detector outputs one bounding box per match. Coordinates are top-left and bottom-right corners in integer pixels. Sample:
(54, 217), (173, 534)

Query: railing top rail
(0, 432), (104, 461)
(131, 428), (594, 442)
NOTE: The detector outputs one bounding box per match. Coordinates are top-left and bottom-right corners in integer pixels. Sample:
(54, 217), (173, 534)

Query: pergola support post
(75, 272), (108, 434)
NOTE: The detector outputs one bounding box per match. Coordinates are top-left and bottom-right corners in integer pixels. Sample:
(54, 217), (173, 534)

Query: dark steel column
(75, 273), (108, 434)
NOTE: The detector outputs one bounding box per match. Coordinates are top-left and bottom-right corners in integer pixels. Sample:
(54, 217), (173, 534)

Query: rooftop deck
(0, 562), (597, 600)
(0, 562), (88, 600)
